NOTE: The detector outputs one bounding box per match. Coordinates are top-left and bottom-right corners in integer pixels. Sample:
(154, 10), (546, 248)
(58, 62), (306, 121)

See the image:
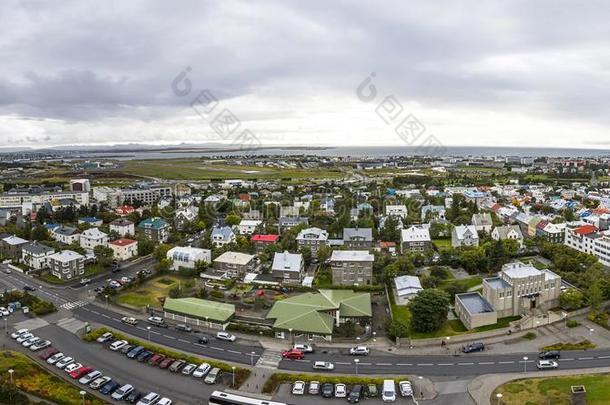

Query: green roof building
(163, 297), (235, 330)
(265, 289), (372, 339)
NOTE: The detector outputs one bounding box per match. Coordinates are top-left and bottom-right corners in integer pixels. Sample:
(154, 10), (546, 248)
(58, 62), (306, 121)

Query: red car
(159, 357), (175, 369)
(69, 366), (93, 379)
(39, 347), (59, 360)
(281, 349), (304, 360)
(148, 354), (165, 366)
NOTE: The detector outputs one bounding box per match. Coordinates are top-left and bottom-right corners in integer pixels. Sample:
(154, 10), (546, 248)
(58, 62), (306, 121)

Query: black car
(321, 383), (334, 398)
(175, 324), (192, 333)
(126, 346), (145, 359)
(348, 385), (363, 403)
(539, 350), (561, 359)
(197, 335), (209, 344)
(462, 342), (485, 353)
(136, 350), (153, 362)
(23, 286), (36, 292)
(99, 380), (120, 395)
(126, 390), (142, 403)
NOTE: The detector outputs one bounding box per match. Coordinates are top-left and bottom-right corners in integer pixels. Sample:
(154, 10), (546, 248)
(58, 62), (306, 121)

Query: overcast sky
(1, 0), (610, 149)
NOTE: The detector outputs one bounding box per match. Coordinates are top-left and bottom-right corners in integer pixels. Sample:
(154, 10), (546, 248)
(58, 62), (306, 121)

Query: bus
(209, 391), (290, 405)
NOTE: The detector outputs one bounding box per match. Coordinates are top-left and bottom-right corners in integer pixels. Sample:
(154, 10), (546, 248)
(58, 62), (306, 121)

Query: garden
(116, 274), (198, 308)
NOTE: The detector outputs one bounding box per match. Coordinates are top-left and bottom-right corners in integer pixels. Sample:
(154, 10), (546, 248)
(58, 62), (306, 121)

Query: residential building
(266, 289), (372, 341)
(296, 227), (329, 255)
(210, 226), (236, 247)
(167, 246), (211, 270)
(400, 226), (431, 253)
(565, 224), (610, 266)
(51, 226), (80, 245)
(48, 250), (85, 281)
(121, 185), (172, 205)
(342, 228), (373, 250)
(0, 190), (89, 210)
(236, 219), (262, 235)
(213, 251), (256, 278)
(320, 197), (336, 214)
(393, 275), (423, 304)
(491, 225), (524, 248)
(452, 225), (480, 247)
(108, 239), (138, 261)
(138, 217), (170, 243)
(78, 217), (103, 227)
(251, 234), (280, 254)
(471, 213), (493, 233)
(540, 222), (565, 243)
(0, 235), (29, 259)
(279, 216), (309, 230)
(421, 205), (446, 221)
(174, 207), (198, 230)
(109, 218), (135, 237)
(385, 204), (408, 218)
(271, 251), (304, 284)
(330, 250), (374, 286)
(21, 242), (55, 270)
(80, 228), (109, 252)
(115, 205), (135, 217)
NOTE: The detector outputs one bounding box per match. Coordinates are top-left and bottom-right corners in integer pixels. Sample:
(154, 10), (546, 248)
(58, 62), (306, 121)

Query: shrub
(386, 320), (409, 340)
(587, 310), (608, 328)
(209, 290), (225, 300)
(523, 332), (537, 340)
(541, 340), (596, 351)
(566, 319), (580, 328)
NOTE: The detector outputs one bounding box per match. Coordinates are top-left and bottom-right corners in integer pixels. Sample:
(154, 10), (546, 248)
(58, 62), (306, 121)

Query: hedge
(540, 340), (596, 351)
(262, 373), (410, 394)
(83, 327), (250, 386)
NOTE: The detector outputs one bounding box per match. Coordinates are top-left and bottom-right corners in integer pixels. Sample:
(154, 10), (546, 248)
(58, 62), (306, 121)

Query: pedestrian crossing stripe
(60, 300), (89, 310)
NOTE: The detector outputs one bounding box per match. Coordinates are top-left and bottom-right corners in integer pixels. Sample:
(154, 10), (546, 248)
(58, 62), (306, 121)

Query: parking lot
(4, 324), (229, 405)
(273, 383), (421, 404)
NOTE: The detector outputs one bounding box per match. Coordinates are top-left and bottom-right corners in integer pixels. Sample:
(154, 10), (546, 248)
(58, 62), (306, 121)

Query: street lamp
(496, 392), (503, 405)
(354, 358), (360, 375)
(80, 390), (86, 405)
(523, 356), (528, 373)
(147, 326), (151, 341)
(250, 351), (256, 367)
(8, 369), (13, 383)
(231, 366), (236, 387)
(417, 376), (424, 399)
(104, 295), (109, 307)
(372, 331), (377, 342)
(562, 312), (568, 328)
(289, 328), (293, 344)
(205, 316), (209, 331)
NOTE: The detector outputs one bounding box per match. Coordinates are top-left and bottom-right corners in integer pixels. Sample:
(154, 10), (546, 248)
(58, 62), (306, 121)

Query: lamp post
(496, 392), (503, 405)
(417, 376), (424, 399)
(354, 358), (360, 375)
(147, 326), (151, 341)
(231, 366), (236, 388)
(205, 316), (209, 331)
(562, 312), (568, 328)
(523, 356), (528, 373)
(105, 295), (109, 307)
(250, 351), (256, 367)
(8, 369), (14, 383)
(80, 390), (86, 405)
(372, 331), (377, 342)
(289, 328), (293, 344)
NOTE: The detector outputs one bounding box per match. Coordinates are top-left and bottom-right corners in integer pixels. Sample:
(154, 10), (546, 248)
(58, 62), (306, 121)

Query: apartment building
(296, 227), (329, 255)
(48, 250), (86, 281)
(330, 250), (374, 286)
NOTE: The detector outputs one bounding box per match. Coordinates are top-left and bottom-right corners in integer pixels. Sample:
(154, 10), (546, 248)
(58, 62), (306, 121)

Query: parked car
(112, 384), (134, 400)
(137, 392), (160, 405)
(47, 352), (65, 365)
(100, 380), (120, 395)
(69, 366), (93, 379)
(126, 390), (142, 404)
(11, 328), (28, 339)
(137, 351), (154, 362)
(366, 384), (378, 398)
(335, 384), (347, 398)
(193, 363), (211, 378)
(120, 276), (132, 284)
(349, 346), (370, 356)
(181, 363), (197, 375)
(147, 316), (168, 328)
(80, 278), (91, 285)
(537, 360), (559, 370)
(96, 332), (113, 343)
(148, 354), (165, 366)
(462, 342), (485, 353)
(110, 340), (129, 351)
(292, 381), (305, 395)
(216, 331), (236, 342)
(90, 376), (112, 390)
(109, 280), (121, 289)
(292, 343), (314, 353)
(79, 370), (102, 385)
(121, 344), (135, 355)
(399, 381), (413, 397)
(169, 360), (185, 372)
(312, 361), (334, 370)
(348, 385), (363, 403)
(16, 333), (34, 343)
(159, 357), (175, 369)
(382, 380), (396, 403)
(22, 336), (40, 348)
(64, 363), (83, 374)
(3, 267), (11, 274)
(321, 383), (334, 398)
(539, 350), (561, 360)
(56, 356), (75, 369)
(30, 339), (51, 351)
(121, 316), (139, 326)
(157, 398), (172, 405)
(204, 368), (220, 384)
(308, 381), (320, 395)
(127, 346), (145, 359)
(39, 348), (59, 360)
(0, 307), (9, 316)
(175, 324), (192, 333)
(281, 349), (304, 360)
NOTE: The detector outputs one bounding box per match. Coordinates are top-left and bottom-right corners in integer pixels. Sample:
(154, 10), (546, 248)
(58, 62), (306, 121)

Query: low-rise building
(471, 213), (493, 233)
(455, 292), (498, 330)
(163, 297), (235, 330)
(452, 225), (479, 247)
(251, 234), (280, 254)
(329, 250), (374, 286)
(108, 239), (138, 261)
(237, 219), (262, 235)
(110, 218), (135, 237)
(393, 275), (423, 304)
(279, 216), (309, 230)
(296, 227), (329, 255)
(51, 226), (81, 245)
(0, 235), (29, 259)
(213, 251), (256, 278)
(491, 225), (524, 248)
(342, 228), (373, 250)
(386, 204), (408, 218)
(271, 251), (304, 284)
(211, 226), (236, 247)
(400, 226), (431, 253)
(48, 250), (85, 281)
(138, 217), (170, 243)
(167, 246), (211, 270)
(21, 242), (55, 270)
(80, 228), (108, 252)
(78, 217), (103, 227)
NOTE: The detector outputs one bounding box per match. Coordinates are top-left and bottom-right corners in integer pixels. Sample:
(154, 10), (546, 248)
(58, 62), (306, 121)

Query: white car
(79, 370), (102, 385)
(64, 363), (82, 374)
(0, 307), (10, 316)
(216, 331), (236, 342)
(22, 336), (40, 348)
(537, 360), (559, 370)
(109, 340), (128, 351)
(292, 381), (305, 395)
(312, 361), (334, 370)
(30, 339), (51, 351)
(137, 392), (160, 405)
(181, 363), (197, 375)
(204, 368), (220, 384)
(112, 384), (134, 400)
(192, 363), (211, 378)
(96, 332), (113, 343)
(157, 398), (172, 405)
(47, 352), (65, 365)
(56, 356), (75, 369)
(335, 384), (347, 398)
(399, 381), (413, 397)
(16, 332), (34, 343)
(11, 328), (28, 339)
(349, 346), (370, 356)
(292, 343), (314, 353)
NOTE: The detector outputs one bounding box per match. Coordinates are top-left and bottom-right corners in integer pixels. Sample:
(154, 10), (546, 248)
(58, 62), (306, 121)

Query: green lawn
(116, 274), (194, 308)
(432, 239), (452, 251)
(493, 373), (610, 405)
(438, 275), (483, 291)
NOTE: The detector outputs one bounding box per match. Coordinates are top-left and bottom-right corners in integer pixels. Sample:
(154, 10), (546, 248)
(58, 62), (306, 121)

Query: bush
(227, 323), (274, 337)
(209, 290), (225, 300)
(566, 319), (580, 328)
(523, 332), (537, 340)
(429, 266), (450, 280)
(386, 320), (409, 340)
(541, 340), (596, 351)
(588, 310), (608, 328)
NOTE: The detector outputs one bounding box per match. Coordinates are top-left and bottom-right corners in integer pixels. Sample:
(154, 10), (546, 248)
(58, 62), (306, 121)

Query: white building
(400, 226), (431, 253)
(110, 218), (135, 237)
(452, 225), (480, 247)
(51, 226), (81, 245)
(491, 225), (524, 248)
(80, 228), (109, 252)
(108, 239), (138, 261)
(21, 242), (55, 270)
(394, 275), (423, 304)
(296, 227), (329, 255)
(167, 246), (212, 270)
(236, 219), (262, 235)
(385, 204), (408, 218)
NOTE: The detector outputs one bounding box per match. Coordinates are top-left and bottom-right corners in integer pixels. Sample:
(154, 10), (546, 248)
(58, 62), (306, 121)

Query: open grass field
(493, 373), (610, 405)
(432, 238), (452, 251)
(116, 159), (345, 181)
(0, 350), (104, 404)
(116, 274), (195, 308)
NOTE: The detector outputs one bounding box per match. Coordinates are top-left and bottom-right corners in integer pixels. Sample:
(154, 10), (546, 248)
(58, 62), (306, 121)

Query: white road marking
(376, 363), (392, 366)
(478, 362), (494, 365)
(336, 362), (350, 365)
(437, 363), (454, 366)
(210, 347), (225, 351)
(561, 358), (574, 361)
(578, 357), (593, 360)
(227, 350), (241, 354)
(178, 339), (190, 343)
(163, 335), (176, 340)
(597, 355), (610, 359)
(417, 363), (433, 366)
(396, 363), (412, 366)
(458, 362), (474, 365)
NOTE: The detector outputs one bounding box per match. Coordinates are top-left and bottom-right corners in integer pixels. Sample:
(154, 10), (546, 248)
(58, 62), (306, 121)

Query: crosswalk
(255, 350), (282, 369)
(60, 300), (90, 310)
(56, 317), (88, 334)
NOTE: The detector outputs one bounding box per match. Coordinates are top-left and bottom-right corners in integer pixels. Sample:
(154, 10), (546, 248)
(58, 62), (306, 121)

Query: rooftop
(456, 292), (495, 315)
(109, 238), (137, 247)
(484, 277), (511, 290)
(214, 251), (255, 266)
(330, 250), (374, 262)
(502, 262), (543, 279)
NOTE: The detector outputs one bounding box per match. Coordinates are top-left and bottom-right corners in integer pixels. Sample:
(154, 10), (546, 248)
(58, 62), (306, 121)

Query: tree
(559, 289), (585, 310)
(299, 246), (312, 267)
(317, 245), (331, 264)
(31, 225), (49, 241)
(386, 319), (410, 340)
(588, 281), (603, 310)
(93, 245), (114, 267)
(225, 213), (241, 227)
(409, 288), (450, 333)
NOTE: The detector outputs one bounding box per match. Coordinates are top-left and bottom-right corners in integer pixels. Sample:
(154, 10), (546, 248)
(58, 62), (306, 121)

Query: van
(382, 380), (396, 402)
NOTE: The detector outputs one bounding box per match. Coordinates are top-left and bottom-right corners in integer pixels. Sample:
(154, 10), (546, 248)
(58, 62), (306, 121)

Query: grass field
(432, 239), (452, 251)
(116, 159), (345, 181)
(116, 274), (194, 308)
(493, 373), (610, 405)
